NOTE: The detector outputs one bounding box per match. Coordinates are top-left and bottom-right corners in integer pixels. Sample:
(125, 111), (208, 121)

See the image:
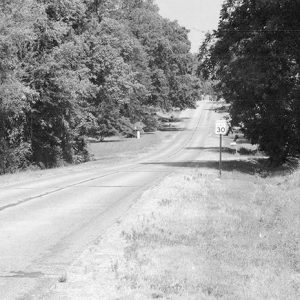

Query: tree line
(198, 0), (300, 165)
(0, 0), (203, 174)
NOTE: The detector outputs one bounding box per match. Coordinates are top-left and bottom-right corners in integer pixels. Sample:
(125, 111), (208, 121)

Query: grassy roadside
(47, 163), (300, 299)
(0, 128), (179, 188)
(88, 109), (185, 161)
(0, 110), (186, 188)
(88, 131), (174, 162)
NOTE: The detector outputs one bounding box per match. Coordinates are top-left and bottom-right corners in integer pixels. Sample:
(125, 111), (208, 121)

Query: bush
(142, 114), (158, 132)
(0, 141), (31, 174)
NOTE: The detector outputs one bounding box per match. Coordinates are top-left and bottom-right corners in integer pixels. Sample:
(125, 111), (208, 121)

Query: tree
(120, 0), (200, 111)
(0, 0), (43, 172)
(199, 0), (300, 165)
(0, 0), (202, 174)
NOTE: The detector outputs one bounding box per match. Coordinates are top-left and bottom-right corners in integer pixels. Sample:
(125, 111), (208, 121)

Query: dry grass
(46, 168), (300, 300)
(88, 133), (163, 161)
(108, 170), (300, 299)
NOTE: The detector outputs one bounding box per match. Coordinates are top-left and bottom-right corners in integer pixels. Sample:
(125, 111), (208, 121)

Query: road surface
(0, 101), (221, 299)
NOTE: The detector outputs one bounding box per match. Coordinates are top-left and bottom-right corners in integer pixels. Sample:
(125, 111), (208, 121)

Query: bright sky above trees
(156, 0), (223, 53)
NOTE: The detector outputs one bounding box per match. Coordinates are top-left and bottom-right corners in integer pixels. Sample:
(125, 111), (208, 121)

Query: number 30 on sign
(215, 120), (228, 135)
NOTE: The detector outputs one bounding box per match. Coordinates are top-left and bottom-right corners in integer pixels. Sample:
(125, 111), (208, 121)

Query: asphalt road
(0, 101), (220, 299)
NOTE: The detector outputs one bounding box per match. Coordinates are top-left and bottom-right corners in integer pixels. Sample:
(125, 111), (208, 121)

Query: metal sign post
(219, 134), (222, 177)
(215, 120), (228, 178)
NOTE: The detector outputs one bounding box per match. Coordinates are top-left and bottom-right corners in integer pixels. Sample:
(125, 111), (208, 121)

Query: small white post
(230, 142), (238, 155)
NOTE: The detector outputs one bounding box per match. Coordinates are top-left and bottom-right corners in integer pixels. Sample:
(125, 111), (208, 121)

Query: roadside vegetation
(198, 0), (300, 165)
(117, 170), (300, 299)
(47, 159), (300, 299)
(0, 0), (205, 174)
(89, 114), (182, 162)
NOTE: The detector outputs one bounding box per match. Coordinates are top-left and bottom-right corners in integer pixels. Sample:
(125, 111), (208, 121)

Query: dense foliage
(198, 0), (300, 165)
(0, 0), (201, 173)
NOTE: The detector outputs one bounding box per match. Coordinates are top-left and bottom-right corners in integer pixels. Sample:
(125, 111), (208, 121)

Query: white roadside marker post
(134, 126), (140, 139)
(230, 141), (237, 154)
(215, 120), (228, 178)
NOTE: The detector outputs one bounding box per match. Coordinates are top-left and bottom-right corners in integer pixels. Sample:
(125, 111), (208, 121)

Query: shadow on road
(186, 147), (260, 156)
(143, 158), (268, 175)
(158, 127), (186, 132)
(176, 117), (191, 121)
(186, 147), (237, 154)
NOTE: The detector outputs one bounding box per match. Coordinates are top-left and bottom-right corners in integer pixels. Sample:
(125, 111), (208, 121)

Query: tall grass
(114, 170), (300, 299)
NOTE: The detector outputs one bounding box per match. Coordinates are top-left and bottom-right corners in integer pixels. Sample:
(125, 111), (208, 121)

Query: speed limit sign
(215, 119), (228, 178)
(215, 120), (228, 135)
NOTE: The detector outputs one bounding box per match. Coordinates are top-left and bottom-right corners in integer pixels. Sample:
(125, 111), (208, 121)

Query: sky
(155, 0), (224, 53)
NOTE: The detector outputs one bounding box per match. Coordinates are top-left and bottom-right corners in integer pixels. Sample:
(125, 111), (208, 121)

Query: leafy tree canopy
(0, 0), (202, 173)
(198, 0), (300, 165)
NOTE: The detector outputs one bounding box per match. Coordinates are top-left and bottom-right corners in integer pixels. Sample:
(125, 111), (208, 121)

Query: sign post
(215, 120), (228, 177)
(219, 134), (222, 177)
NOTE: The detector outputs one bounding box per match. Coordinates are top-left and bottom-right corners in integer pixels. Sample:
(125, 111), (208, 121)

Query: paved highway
(0, 101), (220, 299)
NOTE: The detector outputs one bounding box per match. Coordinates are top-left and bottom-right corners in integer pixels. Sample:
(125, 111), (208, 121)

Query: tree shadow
(186, 146), (261, 156)
(186, 147), (236, 154)
(89, 139), (125, 143)
(176, 117), (191, 121)
(143, 158), (269, 175)
(158, 127), (186, 132)
(143, 157), (298, 176)
(205, 105), (229, 113)
(236, 138), (250, 144)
